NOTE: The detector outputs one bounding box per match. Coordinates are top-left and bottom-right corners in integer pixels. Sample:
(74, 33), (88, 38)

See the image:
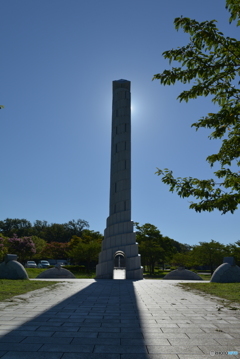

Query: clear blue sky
(1, 0), (239, 247)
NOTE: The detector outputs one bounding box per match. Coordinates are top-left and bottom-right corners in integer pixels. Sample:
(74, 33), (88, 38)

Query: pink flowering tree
(7, 234), (36, 263)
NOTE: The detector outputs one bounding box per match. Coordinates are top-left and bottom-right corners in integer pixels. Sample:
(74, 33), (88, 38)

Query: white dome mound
(163, 267), (203, 280)
(211, 257), (240, 283)
(37, 264), (76, 279)
(0, 254), (29, 280)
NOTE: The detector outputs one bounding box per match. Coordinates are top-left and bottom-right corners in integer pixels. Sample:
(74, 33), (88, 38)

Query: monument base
(96, 218), (143, 280)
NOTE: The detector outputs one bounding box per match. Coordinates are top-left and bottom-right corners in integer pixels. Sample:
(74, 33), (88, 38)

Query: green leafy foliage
(135, 223), (175, 275)
(0, 218), (89, 242)
(67, 230), (103, 272)
(30, 236), (47, 259)
(153, 1), (240, 214)
(226, 0), (240, 25)
(171, 251), (196, 268)
(40, 241), (69, 260)
(191, 240), (229, 274)
(226, 239), (240, 263)
(171, 239), (237, 273)
(0, 236), (8, 262)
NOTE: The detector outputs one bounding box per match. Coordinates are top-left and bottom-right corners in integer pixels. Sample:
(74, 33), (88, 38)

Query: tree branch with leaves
(153, 0), (240, 214)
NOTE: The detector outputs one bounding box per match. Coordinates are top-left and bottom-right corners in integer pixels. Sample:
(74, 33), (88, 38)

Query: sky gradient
(1, 0), (239, 247)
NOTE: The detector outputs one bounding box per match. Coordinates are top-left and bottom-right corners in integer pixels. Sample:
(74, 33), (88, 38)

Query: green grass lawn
(198, 273), (211, 280)
(0, 267), (96, 302)
(26, 268), (48, 278)
(0, 279), (59, 302)
(179, 282), (240, 306)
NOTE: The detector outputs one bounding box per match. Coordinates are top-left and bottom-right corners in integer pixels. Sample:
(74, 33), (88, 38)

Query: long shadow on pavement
(0, 279), (150, 359)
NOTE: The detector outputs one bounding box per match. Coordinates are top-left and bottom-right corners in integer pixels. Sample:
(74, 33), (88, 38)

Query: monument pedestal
(96, 215), (143, 279)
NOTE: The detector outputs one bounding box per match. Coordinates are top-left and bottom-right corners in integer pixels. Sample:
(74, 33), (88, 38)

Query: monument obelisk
(96, 80), (143, 279)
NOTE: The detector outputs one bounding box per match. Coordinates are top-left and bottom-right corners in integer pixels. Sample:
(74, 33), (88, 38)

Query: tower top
(113, 79), (130, 91)
(114, 79), (129, 82)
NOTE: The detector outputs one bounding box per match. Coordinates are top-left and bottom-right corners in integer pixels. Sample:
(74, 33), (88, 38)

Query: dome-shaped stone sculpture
(211, 257), (240, 283)
(163, 267), (203, 280)
(37, 264), (76, 279)
(0, 254), (29, 279)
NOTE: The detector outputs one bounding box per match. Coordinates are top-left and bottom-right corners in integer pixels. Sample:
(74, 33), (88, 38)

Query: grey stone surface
(224, 256), (236, 265)
(0, 255), (28, 279)
(0, 279), (239, 358)
(62, 355), (120, 359)
(211, 261), (240, 283)
(37, 265), (76, 279)
(96, 80), (142, 279)
(0, 353), (62, 359)
(163, 267), (203, 280)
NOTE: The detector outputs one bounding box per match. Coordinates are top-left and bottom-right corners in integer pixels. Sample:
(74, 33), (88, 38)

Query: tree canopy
(135, 223), (175, 274)
(67, 230), (103, 272)
(153, 0), (240, 214)
(0, 218), (89, 242)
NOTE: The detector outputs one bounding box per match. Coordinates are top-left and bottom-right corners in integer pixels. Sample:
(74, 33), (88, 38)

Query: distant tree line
(0, 218), (89, 242)
(135, 223), (240, 275)
(171, 239), (240, 275)
(0, 218), (103, 272)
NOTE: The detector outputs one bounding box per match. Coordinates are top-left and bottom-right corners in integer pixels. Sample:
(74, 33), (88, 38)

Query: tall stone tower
(96, 79), (143, 279)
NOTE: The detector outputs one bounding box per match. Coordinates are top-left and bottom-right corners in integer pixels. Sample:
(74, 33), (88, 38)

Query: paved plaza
(0, 279), (239, 359)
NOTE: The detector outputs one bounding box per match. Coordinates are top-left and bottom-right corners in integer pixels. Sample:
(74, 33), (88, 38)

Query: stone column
(96, 80), (143, 279)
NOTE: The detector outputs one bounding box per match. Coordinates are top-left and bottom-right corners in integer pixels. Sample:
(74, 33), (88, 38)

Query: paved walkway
(0, 279), (239, 359)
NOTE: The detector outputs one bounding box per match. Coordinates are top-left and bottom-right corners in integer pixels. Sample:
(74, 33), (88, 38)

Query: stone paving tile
(48, 317), (84, 322)
(4, 325), (39, 331)
(168, 338), (219, 346)
(200, 327), (240, 334)
(187, 333), (235, 339)
(20, 320), (62, 326)
(1, 330), (54, 337)
(0, 335), (26, 343)
(93, 344), (147, 353)
(147, 345), (203, 354)
(121, 338), (170, 346)
(79, 326), (121, 332)
(98, 332), (143, 339)
(0, 325), (23, 331)
(52, 331), (98, 338)
(160, 327), (206, 333)
(0, 353), (62, 359)
(39, 343), (94, 352)
(177, 323), (217, 328)
(121, 355), (179, 359)
(62, 354), (120, 359)
(143, 333), (189, 339)
(62, 322), (86, 327)
(0, 343), (42, 351)
(144, 323), (179, 328)
(214, 338), (240, 345)
(20, 336), (73, 344)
